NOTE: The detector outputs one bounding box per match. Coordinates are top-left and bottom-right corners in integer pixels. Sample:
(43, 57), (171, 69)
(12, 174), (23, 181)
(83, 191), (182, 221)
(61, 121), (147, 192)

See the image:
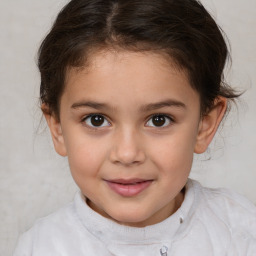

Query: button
(160, 245), (168, 256)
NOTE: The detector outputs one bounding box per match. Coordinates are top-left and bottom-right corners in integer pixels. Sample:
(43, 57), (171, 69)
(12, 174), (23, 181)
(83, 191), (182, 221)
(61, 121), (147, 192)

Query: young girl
(14, 0), (256, 255)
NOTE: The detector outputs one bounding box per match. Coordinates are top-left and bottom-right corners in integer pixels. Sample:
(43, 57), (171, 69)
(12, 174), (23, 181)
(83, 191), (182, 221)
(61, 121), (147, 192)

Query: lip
(105, 178), (153, 197)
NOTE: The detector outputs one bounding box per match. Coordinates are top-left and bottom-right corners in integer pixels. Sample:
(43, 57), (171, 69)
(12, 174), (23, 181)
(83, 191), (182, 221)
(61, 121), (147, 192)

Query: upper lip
(105, 178), (153, 185)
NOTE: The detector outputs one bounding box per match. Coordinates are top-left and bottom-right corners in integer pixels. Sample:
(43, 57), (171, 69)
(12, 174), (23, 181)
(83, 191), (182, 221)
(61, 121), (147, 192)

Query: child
(14, 0), (256, 255)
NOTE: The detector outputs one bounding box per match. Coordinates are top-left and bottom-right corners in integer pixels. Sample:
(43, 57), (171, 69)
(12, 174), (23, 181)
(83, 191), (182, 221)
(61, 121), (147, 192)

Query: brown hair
(38, 0), (239, 118)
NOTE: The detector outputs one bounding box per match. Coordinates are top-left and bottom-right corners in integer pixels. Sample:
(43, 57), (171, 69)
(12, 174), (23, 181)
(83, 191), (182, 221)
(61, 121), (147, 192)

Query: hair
(38, 0), (239, 119)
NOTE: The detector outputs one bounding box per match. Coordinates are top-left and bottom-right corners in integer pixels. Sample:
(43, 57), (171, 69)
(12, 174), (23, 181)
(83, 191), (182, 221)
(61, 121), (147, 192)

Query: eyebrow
(71, 101), (110, 110)
(71, 99), (186, 111)
(140, 99), (186, 112)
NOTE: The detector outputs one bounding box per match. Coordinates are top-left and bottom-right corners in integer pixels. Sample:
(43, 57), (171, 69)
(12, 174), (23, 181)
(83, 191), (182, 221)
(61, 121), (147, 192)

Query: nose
(109, 127), (146, 166)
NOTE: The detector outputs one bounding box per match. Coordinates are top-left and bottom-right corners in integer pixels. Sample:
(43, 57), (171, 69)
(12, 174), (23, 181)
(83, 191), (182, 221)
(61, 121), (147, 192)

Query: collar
(74, 179), (199, 244)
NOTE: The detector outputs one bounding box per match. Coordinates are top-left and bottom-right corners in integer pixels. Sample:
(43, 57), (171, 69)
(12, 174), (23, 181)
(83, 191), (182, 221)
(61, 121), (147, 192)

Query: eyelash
(81, 113), (175, 129)
(81, 114), (111, 129)
(146, 114), (174, 128)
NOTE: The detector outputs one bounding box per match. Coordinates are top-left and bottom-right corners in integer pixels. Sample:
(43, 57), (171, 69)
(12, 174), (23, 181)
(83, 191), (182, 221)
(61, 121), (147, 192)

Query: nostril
(110, 145), (146, 166)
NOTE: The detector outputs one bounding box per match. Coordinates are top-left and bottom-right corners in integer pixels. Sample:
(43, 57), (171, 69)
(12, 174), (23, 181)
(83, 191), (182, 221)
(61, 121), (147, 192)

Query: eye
(146, 114), (173, 127)
(83, 114), (110, 128)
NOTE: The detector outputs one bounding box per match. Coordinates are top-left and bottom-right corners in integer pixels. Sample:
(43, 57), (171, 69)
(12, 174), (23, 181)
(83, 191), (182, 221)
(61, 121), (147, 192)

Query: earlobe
(42, 105), (67, 157)
(194, 97), (227, 154)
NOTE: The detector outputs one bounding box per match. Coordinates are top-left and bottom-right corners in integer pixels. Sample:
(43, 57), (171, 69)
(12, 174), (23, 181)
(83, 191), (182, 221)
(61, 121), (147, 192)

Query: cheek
(154, 143), (193, 172)
(150, 127), (198, 174)
(66, 137), (108, 178)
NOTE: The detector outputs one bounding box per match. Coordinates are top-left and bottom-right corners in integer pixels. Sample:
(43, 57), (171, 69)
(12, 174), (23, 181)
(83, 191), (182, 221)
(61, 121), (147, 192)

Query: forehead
(62, 50), (200, 111)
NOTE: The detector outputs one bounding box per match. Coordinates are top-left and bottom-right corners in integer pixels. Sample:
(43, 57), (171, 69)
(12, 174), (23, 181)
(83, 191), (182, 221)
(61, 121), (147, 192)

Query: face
(45, 50), (226, 227)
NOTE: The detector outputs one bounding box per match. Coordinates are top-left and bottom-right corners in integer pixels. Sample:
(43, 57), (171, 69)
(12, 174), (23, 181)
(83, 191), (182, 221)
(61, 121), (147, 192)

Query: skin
(43, 50), (227, 227)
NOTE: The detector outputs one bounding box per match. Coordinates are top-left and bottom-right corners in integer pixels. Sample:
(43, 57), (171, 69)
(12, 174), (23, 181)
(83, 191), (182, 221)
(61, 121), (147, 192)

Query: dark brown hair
(38, 0), (239, 118)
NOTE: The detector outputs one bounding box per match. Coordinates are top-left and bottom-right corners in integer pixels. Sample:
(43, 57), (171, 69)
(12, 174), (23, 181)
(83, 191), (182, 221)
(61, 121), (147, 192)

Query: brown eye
(146, 115), (172, 127)
(84, 115), (110, 127)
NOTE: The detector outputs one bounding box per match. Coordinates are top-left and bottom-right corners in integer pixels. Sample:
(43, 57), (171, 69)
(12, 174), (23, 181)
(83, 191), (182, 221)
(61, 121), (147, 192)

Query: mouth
(104, 178), (154, 197)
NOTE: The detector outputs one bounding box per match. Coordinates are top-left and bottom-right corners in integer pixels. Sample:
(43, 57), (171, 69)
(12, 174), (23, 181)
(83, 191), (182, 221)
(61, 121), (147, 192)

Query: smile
(105, 179), (153, 197)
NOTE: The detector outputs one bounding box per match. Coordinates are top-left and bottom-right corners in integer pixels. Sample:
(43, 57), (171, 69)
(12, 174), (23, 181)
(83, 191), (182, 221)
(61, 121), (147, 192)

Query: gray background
(1, 0), (255, 255)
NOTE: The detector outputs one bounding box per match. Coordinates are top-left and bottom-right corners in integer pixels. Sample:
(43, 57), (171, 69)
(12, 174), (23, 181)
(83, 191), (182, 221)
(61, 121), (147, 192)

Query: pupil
(153, 115), (165, 126)
(91, 115), (104, 126)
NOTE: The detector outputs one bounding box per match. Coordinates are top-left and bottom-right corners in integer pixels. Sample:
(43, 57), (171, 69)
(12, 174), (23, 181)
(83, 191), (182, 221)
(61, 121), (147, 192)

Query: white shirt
(13, 179), (256, 256)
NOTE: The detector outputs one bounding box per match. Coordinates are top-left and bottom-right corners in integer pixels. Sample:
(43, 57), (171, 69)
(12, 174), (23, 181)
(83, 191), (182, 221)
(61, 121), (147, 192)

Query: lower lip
(106, 180), (153, 197)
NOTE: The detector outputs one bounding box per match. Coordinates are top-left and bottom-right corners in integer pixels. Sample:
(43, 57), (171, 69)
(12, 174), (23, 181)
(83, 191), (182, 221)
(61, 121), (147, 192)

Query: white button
(160, 245), (168, 256)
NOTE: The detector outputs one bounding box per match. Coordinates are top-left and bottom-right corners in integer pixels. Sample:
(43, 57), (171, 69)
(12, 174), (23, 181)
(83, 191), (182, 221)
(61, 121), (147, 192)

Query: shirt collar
(74, 179), (198, 244)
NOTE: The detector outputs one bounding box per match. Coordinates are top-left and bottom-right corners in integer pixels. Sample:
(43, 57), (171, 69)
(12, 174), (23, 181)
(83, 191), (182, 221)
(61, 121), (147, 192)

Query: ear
(42, 104), (67, 156)
(194, 97), (227, 154)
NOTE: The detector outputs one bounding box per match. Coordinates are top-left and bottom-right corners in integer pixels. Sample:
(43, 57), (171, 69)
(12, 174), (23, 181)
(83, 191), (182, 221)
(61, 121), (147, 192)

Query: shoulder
(13, 200), (80, 255)
(31, 200), (77, 235)
(190, 179), (256, 250)
(191, 180), (256, 225)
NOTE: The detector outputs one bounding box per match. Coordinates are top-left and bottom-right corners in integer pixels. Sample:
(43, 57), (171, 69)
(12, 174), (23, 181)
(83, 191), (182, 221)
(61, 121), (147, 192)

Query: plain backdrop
(0, 0), (255, 255)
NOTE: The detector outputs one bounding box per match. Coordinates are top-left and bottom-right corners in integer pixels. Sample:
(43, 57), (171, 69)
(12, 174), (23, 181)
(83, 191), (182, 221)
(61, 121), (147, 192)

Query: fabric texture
(13, 179), (256, 256)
